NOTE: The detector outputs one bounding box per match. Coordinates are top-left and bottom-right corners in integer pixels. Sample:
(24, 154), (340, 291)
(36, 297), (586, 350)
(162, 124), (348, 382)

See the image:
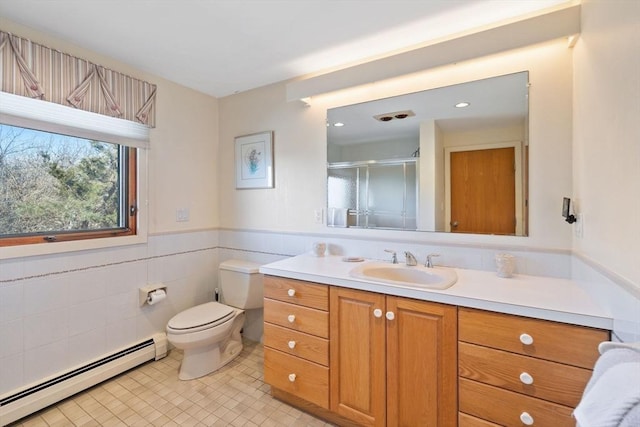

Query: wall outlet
(314, 209), (323, 224)
(176, 208), (190, 222)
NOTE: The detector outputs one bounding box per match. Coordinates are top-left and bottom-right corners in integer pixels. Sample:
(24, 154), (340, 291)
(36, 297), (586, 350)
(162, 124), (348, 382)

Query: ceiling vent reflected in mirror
(373, 110), (415, 122)
(327, 71), (530, 236)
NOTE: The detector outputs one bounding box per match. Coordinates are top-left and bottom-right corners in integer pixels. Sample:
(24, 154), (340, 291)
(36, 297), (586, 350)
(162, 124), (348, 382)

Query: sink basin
(349, 262), (457, 290)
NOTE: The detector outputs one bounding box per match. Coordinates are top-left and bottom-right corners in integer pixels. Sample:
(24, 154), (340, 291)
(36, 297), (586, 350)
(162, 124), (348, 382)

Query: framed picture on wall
(234, 131), (274, 189)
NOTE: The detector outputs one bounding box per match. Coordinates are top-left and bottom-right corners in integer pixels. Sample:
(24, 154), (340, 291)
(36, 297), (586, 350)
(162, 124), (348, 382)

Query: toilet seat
(167, 302), (236, 335)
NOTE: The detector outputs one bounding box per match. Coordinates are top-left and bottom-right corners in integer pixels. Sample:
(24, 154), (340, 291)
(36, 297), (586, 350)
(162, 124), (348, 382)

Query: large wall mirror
(327, 71), (529, 236)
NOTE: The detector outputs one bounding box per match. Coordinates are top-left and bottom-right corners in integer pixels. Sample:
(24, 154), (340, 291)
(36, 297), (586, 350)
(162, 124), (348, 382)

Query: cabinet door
(330, 287), (386, 427)
(386, 297), (458, 427)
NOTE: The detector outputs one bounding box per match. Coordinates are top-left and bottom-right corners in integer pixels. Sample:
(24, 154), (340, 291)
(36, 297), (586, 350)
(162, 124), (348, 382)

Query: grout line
(0, 246), (294, 285)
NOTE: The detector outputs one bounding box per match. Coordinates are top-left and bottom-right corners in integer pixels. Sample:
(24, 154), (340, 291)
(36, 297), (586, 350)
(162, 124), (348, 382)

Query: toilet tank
(219, 260), (263, 309)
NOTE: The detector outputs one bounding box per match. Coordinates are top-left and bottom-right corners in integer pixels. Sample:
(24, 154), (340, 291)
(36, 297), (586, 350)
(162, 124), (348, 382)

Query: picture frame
(235, 131), (274, 189)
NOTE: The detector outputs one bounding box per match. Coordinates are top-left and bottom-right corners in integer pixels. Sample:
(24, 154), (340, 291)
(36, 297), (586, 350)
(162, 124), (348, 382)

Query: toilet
(166, 259), (263, 380)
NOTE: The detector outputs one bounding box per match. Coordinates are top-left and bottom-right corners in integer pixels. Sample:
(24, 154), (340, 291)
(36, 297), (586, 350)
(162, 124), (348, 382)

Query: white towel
(574, 348), (640, 427)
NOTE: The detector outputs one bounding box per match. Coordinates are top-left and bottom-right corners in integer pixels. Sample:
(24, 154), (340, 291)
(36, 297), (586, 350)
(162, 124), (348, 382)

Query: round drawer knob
(519, 333), (534, 345)
(520, 372), (534, 385)
(373, 309), (383, 318)
(386, 311), (395, 321)
(288, 340), (296, 349)
(287, 314), (296, 323)
(520, 411), (534, 425)
(288, 373), (296, 382)
(287, 289), (296, 297)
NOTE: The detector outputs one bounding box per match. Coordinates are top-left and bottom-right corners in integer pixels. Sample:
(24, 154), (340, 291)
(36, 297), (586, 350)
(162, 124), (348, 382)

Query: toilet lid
(168, 302), (235, 330)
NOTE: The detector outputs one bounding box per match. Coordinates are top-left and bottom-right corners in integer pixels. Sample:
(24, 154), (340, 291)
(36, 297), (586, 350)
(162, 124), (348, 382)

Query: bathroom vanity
(260, 255), (611, 427)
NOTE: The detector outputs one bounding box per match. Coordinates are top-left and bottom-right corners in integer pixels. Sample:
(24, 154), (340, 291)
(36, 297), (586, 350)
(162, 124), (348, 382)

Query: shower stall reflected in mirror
(327, 159), (417, 230)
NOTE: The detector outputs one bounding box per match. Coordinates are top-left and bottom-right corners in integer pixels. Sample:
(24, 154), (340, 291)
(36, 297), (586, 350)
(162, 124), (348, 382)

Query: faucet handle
(425, 253), (440, 268)
(384, 249), (398, 264)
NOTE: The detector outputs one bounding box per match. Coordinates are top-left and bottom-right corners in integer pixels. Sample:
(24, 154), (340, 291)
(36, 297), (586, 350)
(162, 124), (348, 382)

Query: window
(0, 123), (137, 246)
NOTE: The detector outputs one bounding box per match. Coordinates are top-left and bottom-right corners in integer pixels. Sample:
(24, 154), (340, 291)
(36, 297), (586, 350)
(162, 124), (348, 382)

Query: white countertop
(260, 254), (613, 330)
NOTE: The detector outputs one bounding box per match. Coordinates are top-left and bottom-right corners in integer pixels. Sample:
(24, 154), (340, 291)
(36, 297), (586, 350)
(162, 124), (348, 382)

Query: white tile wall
(0, 230), (218, 396)
(0, 282), (22, 324)
(572, 255), (640, 343)
(1, 227), (637, 399)
(23, 339), (68, 385)
(0, 319), (23, 359)
(68, 327), (107, 368)
(23, 308), (68, 351)
(0, 353), (23, 393)
(23, 276), (69, 317)
(106, 316), (137, 350)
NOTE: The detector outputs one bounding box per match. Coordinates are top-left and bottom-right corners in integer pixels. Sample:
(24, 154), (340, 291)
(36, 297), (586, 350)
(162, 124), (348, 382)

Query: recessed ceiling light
(455, 102), (470, 108)
(333, 122), (344, 127)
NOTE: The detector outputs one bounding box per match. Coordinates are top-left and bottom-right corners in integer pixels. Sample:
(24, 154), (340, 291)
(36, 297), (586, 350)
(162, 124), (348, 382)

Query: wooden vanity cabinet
(263, 275), (609, 427)
(263, 276), (330, 409)
(458, 307), (610, 426)
(330, 287), (458, 427)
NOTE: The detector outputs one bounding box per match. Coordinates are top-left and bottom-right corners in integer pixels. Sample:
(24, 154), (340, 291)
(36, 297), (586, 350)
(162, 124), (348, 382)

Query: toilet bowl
(166, 260), (263, 380)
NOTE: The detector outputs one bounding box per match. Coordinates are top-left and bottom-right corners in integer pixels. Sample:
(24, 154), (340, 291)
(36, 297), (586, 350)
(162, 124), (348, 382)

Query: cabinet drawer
(459, 378), (574, 427)
(459, 342), (591, 407)
(264, 298), (329, 338)
(459, 307), (608, 368)
(264, 323), (329, 366)
(264, 348), (329, 409)
(459, 412), (500, 427)
(264, 276), (329, 310)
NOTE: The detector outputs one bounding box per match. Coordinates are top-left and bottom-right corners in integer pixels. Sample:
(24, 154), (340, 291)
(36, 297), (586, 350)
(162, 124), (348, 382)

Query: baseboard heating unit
(0, 333), (167, 426)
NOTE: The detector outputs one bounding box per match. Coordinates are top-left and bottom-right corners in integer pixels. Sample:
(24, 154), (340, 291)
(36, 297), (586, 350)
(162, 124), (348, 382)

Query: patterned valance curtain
(0, 30), (156, 127)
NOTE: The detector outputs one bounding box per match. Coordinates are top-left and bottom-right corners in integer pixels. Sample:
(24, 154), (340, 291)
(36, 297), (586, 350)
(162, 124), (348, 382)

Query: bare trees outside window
(0, 124), (137, 246)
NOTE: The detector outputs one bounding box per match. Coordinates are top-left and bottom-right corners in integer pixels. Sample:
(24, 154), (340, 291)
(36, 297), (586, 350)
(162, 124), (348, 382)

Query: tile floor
(11, 340), (334, 427)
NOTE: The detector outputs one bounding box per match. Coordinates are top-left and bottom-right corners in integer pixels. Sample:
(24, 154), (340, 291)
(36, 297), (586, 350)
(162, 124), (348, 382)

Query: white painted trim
(0, 91), (149, 149)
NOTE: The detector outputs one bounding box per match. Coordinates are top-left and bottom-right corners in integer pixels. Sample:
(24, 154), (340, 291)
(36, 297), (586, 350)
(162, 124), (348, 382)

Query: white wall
(1, 20), (220, 235)
(571, 0), (640, 341)
(0, 21), (221, 394)
(573, 0), (640, 288)
(219, 40), (574, 250)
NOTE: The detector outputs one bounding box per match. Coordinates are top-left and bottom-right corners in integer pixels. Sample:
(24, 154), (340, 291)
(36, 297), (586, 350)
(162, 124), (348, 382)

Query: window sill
(0, 232), (148, 260)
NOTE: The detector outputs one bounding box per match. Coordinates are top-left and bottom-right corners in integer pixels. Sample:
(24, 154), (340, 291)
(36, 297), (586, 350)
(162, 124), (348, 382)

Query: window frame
(0, 91), (149, 259)
(0, 143), (138, 248)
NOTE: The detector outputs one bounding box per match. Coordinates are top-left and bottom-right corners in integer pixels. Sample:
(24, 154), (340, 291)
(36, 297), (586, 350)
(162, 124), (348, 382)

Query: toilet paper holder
(139, 284), (167, 306)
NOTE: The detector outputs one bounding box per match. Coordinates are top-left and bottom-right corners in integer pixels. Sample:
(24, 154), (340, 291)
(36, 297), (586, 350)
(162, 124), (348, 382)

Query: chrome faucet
(425, 253), (440, 268)
(384, 249), (398, 264)
(404, 251), (418, 266)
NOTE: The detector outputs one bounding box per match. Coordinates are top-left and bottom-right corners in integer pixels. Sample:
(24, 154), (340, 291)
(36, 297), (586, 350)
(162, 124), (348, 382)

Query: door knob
(287, 314), (296, 323)
(288, 340), (296, 349)
(451, 221), (459, 228)
(288, 373), (297, 382)
(287, 289), (296, 297)
(386, 311), (395, 321)
(373, 308), (383, 318)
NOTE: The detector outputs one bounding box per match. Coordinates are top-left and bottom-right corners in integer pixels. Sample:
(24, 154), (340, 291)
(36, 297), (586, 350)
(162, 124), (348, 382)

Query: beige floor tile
(9, 340), (333, 427)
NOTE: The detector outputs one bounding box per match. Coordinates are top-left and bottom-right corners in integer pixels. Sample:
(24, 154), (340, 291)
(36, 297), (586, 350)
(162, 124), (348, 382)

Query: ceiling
(0, 0), (569, 98)
(328, 72), (529, 146)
